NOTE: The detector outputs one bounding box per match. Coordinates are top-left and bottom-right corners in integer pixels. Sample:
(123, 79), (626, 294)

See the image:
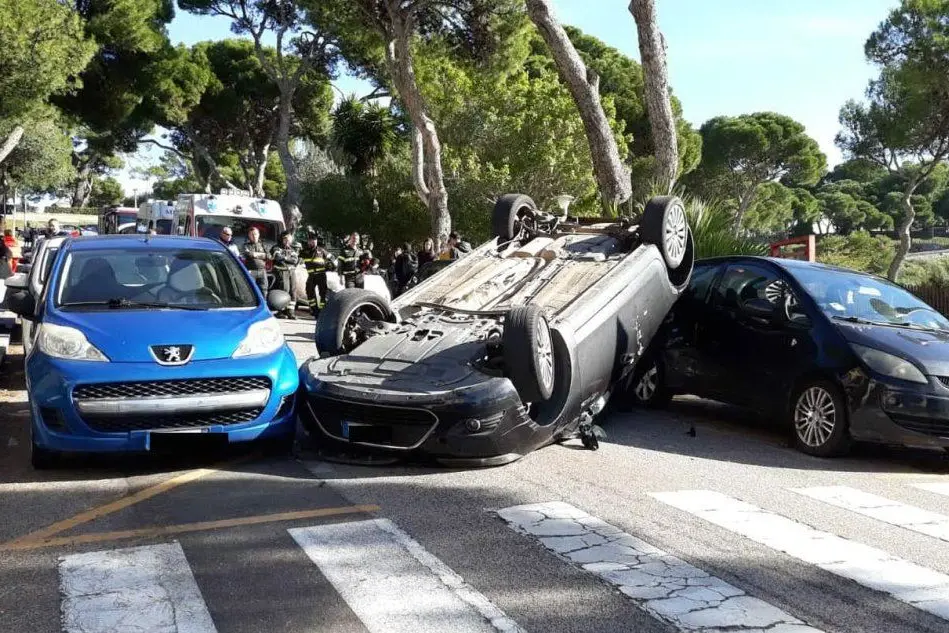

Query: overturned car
(298, 193), (694, 466)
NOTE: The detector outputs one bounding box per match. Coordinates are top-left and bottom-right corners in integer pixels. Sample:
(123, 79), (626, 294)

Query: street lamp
(133, 188), (138, 207)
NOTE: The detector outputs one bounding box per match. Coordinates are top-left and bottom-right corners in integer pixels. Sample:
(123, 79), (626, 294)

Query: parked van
(137, 200), (176, 234)
(98, 206), (138, 234)
(173, 192), (286, 250)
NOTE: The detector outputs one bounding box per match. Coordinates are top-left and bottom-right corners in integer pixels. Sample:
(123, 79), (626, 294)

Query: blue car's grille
(73, 377), (271, 401)
(82, 408), (263, 433)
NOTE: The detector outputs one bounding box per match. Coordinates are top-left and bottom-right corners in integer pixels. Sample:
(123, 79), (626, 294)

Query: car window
(55, 248), (258, 310)
(712, 263), (806, 323)
(682, 262), (719, 304)
(40, 247), (59, 284)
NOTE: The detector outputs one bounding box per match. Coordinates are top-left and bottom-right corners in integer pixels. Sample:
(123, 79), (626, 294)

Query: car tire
(492, 193), (538, 242)
(629, 357), (673, 409)
(31, 441), (58, 470)
(789, 380), (851, 457)
(503, 304), (555, 402)
(641, 195), (689, 270)
(315, 288), (394, 357)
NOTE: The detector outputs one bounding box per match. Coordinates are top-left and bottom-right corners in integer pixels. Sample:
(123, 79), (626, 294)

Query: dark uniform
(337, 244), (365, 289)
(270, 241), (300, 317)
(242, 240), (269, 293)
(300, 242), (333, 314)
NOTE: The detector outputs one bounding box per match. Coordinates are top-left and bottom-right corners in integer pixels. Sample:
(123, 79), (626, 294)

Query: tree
(525, 0), (630, 211)
(89, 176), (125, 207)
(688, 112), (826, 234)
(330, 97), (399, 177)
(836, 0), (949, 280)
(789, 187), (821, 236)
(0, 0), (96, 164)
(179, 0), (339, 227)
(0, 120), (75, 208)
(629, 0), (678, 190)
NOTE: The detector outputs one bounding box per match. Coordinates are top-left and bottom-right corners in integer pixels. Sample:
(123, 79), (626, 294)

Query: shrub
(816, 232), (895, 276)
(897, 257), (949, 287)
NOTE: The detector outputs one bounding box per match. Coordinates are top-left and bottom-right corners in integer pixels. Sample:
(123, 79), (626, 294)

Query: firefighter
(338, 231), (364, 289)
(300, 232), (333, 316)
(270, 231), (300, 319)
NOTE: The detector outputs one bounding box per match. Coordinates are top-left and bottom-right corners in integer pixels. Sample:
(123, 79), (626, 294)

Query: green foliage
(741, 181), (795, 234)
(897, 257), (949, 288)
(817, 232), (896, 276)
(89, 177), (125, 207)
(0, 0), (96, 126)
(330, 98), (401, 177)
(0, 119), (75, 192)
(682, 195), (768, 259)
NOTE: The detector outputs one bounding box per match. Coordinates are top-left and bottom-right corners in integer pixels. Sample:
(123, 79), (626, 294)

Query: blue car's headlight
(233, 317), (285, 358)
(37, 323), (109, 362)
(851, 343), (928, 384)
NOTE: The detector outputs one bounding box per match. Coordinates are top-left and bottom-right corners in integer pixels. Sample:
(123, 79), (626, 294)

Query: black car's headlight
(851, 343), (928, 384)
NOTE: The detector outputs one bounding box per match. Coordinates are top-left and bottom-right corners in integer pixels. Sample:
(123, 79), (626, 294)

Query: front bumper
(848, 372), (949, 449)
(27, 346), (299, 453)
(298, 358), (550, 465)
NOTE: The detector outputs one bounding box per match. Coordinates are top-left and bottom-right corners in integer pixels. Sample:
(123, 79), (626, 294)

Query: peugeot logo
(150, 344), (195, 366)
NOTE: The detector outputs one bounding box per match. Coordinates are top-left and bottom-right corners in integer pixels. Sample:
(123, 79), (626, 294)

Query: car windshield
(55, 248), (258, 310)
(195, 216), (281, 250)
(787, 265), (949, 331)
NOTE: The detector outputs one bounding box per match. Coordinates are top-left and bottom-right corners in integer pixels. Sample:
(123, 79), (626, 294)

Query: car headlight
(851, 343), (927, 384)
(37, 323), (109, 362)
(233, 317), (285, 358)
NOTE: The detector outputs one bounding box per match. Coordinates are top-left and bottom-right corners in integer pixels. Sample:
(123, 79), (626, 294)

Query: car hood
(836, 321), (949, 376)
(50, 308), (262, 363)
(312, 328), (490, 392)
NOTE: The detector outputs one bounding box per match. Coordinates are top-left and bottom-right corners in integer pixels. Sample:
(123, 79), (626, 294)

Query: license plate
(340, 421), (391, 443)
(150, 430), (227, 453)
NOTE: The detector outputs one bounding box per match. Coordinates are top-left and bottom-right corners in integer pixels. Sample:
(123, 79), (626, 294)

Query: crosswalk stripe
(652, 490), (949, 621)
(497, 501), (823, 632)
(911, 482), (949, 498)
(60, 542), (217, 633)
(289, 519), (525, 633)
(793, 485), (949, 542)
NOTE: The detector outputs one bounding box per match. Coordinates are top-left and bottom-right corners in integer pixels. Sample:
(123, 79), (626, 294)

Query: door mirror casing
(4, 272), (28, 291)
(742, 298), (777, 320)
(6, 290), (36, 319)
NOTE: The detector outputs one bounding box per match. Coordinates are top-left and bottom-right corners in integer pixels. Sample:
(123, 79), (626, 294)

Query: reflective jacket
(301, 245), (332, 274)
(337, 246), (362, 274)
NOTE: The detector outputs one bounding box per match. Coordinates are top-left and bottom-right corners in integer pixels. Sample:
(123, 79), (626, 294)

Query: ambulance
(172, 192), (286, 250)
(137, 200), (177, 234)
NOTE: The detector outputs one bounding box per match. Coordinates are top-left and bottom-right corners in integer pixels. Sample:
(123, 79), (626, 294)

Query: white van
(137, 200), (176, 234)
(173, 192), (286, 250)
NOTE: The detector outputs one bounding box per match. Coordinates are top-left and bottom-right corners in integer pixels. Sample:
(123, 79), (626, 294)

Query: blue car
(4, 235), (299, 468)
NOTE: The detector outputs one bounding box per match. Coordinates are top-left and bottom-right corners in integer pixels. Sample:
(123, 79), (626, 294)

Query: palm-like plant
(330, 97), (399, 178)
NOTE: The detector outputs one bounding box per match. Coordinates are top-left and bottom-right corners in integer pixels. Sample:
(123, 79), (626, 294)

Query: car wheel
(492, 193), (538, 242)
(630, 358), (673, 409)
(641, 195), (689, 269)
(789, 380), (851, 457)
(503, 304), (555, 402)
(315, 288), (394, 357)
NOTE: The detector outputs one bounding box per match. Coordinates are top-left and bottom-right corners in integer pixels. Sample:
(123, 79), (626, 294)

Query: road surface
(1, 317), (948, 633)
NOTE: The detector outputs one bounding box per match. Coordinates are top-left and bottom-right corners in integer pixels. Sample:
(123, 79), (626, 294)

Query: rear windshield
(55, 248), (258, 310)
(194, 216), (281, 250)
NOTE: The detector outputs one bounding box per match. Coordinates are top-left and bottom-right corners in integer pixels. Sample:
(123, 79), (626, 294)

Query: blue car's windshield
(55, 248), (258, 310)
(787, 266), (949, 331)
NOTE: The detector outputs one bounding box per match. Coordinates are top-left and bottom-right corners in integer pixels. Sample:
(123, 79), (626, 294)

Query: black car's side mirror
(6, 290), (36, 319)
(742, 298), (776, 321)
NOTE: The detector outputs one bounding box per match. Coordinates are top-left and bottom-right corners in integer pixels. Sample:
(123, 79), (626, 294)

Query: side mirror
(15, 263), (31, 274)
(267, 289), (291, 312)
(6, 290), (36, 319)
(742, 298), (776, 320)
(4, 272), (28, 291)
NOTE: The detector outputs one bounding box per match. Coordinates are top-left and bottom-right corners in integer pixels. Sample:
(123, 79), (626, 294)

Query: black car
(626, 256), (949, 456)
(298, 193), (694, 466)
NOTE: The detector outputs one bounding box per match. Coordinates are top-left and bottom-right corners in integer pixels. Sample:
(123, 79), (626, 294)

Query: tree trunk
(71, 159), (94, 208)
(629, 0), (679, 191)
(0, 126), (24, 166)
(887, 182), (919, 281)
(733, 184), (759, 236)
(526, 0), (631, 211)
(383, 4), (451, 243)
(274, 94), (302, 228)
(250, 141), (271, 197)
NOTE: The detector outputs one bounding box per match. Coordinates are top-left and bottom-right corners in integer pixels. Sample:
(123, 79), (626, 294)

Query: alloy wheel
(663, 202), (688, 268)
(794, 386), (837, 448)
(535, 319), (554, 392)
(635, 365), (658, 402)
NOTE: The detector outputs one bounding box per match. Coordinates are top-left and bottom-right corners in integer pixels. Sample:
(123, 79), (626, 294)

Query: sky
(116, 0), (899, 196)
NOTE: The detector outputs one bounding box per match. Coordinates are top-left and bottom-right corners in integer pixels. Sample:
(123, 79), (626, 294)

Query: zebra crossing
(48, 478), (949, 632)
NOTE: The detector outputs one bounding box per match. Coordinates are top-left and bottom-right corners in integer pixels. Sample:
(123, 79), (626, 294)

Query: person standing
(393, 242), (418, 296)
(300, 232), (333, 316)
(417, 237), (436, 268)
(218, 226), (241, 259)
(270, 231), (300, 319)
(242, 226), (269, 294)
(338, 232), (365, 289)
(446, 231), (472, 259)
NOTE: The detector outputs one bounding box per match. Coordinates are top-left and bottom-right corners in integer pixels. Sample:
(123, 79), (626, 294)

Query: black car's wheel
(493, 193), (538, 242)
(503, 304), (555, 402)
(641, 195), (689, 270)
(789, 380), (851, 457)
(315, 288), (394, 357)
(630, 357), (673, 409)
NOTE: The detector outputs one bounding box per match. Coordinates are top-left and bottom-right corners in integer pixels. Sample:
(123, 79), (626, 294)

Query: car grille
(888, 412), (949, 437)
(73, 377), (271, 400)
(82, 408), (263, 433)
(937, 376), (949, 389)
(308, 397), (438, 449)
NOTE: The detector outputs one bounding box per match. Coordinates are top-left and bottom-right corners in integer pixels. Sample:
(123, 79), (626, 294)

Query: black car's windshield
(787, 266), (949, 331)
(55, 248), (259, 310)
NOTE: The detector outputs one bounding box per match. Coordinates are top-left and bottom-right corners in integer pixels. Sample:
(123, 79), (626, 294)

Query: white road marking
(498, 501), (822, 633)
(794, 485), (949, 542)
(289, 519), (525, 633)
(60, 541), (216, 633)
(911, 482), (949, 498)
(652, 490), (949, 621)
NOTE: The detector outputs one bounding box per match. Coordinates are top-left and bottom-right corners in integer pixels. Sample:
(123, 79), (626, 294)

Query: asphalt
(0, 316), (948, 632)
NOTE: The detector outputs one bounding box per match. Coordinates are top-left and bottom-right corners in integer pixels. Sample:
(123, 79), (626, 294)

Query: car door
(699, 262), (806, 410)
(23, 243), (60, 357)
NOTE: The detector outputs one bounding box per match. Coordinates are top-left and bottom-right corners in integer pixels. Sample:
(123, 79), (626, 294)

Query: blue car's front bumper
(27, 346), (299, 454)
